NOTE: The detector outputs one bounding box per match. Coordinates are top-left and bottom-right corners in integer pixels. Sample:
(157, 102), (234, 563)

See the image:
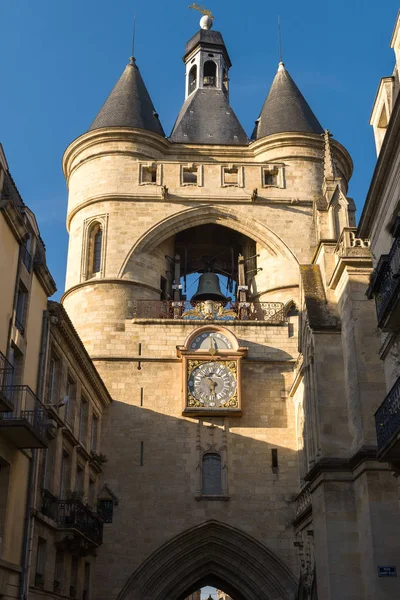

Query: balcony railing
(0, 352), (14, 411)
(369, 236), (400, 329)
(375, 377), (400, 453)
(56, 499), (103, 546)
(131, 300), (286, 323)
(0, 385), (48, 448)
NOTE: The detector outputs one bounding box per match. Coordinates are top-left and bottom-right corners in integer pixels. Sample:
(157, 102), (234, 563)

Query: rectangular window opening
(15, 282), (28, 334)
(90, 414), (98, 452)
(98, 499), (114, 523)
(54, 549), (64, 594)
(142, 165), (157, 184)
(83, 562), (91, 600)
(70, 556), (79, 599)
(223, 166), (239, 186)
(79, 398), (89, 446)
(263, 167), (279, 187)
(182, 167), (198, 185)
(35, 537), (47, 588)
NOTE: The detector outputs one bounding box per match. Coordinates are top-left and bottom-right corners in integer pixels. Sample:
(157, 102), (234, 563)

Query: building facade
(0, 145), (56, 600)
(60, 14), (400, 600)
(0, 145), (112, 600)
(29, 301), (112, 600)
(359, 16), (400, 475)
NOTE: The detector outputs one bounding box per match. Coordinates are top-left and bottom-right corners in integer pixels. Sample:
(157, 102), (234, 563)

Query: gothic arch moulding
(118, 204), (299, 278)
(117, 520), (297, 600)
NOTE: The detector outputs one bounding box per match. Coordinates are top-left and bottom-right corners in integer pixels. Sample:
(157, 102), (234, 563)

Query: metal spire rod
(132, 11), (137, 57)
(278, 15), (283, 63)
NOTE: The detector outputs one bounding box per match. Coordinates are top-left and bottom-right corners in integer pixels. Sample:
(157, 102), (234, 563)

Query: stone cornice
(358, 87), (400, 237)
(304, 446), (388, 489)
(66, 193), (313, 229)
(48, 301), (112, 407)
(63, 128), (353, 185)
(61, 278), (161, 303)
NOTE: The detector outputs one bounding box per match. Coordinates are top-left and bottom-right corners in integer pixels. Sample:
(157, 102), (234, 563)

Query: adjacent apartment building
(0, 145), (112, 600)
(359, 12), (400, 471)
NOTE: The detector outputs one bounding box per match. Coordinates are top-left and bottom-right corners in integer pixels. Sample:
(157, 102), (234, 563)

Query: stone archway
(117, 204), (299, 279)
(117, 520), (298, 600)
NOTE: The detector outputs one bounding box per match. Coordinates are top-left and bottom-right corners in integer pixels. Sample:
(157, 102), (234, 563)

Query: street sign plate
(378, 566), (397, 577)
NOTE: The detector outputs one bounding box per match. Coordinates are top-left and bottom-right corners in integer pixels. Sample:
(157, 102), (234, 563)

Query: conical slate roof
(252, 63), (323, 140)
(89, 57), (165, 136)
(170, 89), (248, 145)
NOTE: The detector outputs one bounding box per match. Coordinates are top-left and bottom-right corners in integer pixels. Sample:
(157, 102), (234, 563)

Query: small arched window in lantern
(203, 61), (217, 87)
(188, 65), (197, 95)
(202, 452), (222, 495)
(88, 223), (103, 277)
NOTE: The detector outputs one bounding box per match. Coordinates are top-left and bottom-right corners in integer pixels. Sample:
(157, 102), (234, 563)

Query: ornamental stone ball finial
(200, 14), (213, 29)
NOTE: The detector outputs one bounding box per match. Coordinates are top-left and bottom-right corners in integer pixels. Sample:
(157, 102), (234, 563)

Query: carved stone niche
(177, 325), (247, 417)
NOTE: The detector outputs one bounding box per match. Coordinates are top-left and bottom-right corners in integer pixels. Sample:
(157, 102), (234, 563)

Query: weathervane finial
(189, 4), (215, 29)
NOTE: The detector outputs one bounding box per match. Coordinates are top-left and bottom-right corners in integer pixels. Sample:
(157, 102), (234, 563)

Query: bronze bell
(191, 272), (227, 303)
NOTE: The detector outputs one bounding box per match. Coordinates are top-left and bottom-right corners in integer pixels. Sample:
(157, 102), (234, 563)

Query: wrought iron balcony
(375, 377), (400, 459)
(56, 499), (103, 548)
(0, 352), (14, 411)
(368, 236), (400, 331)
(131, 300), (286, 323)
(0, 385), (48, 448)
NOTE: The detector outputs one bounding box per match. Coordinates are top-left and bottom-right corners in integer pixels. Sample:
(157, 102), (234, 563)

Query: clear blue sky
(1, 0), (399, 299)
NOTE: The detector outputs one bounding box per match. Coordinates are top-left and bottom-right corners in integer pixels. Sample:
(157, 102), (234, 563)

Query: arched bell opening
(203, 60), (217, 87)
(174, 223), (257, 302)
(119, 206), (301, 320)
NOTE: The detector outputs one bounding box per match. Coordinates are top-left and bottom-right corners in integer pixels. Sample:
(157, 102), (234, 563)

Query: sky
(0, 0), (399, 303)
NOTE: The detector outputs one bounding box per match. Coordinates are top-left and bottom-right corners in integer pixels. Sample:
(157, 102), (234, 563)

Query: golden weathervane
(189, 4), (215, 19)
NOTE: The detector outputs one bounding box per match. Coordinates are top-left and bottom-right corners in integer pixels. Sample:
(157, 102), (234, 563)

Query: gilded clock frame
(177, 325), (247, 417)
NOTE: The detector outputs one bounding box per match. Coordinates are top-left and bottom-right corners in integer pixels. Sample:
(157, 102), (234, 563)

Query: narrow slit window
(271, 448), (279, 472)
(140, 441), (144, 466)
(92, 227), (102, 274)
(202, 453), (222, 495)
(182, 167), (198, 185)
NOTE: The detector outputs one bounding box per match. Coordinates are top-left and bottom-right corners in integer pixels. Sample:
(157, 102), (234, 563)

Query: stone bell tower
(61, 13), (399, 600)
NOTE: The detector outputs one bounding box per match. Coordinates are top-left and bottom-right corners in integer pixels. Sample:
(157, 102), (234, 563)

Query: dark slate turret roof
(252, 63), (323, 140)
(88, 57), (165, 136)
(170, 89), (249, 145)
(184, 29), (231, 67)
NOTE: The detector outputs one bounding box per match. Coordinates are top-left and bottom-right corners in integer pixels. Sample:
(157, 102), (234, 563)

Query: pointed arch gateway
(118, 205), (299, 278)
(117, 521), (297, 600)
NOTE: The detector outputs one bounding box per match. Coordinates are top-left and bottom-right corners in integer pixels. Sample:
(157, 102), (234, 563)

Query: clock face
(188, 361), (237, 408)
(190, 331), (233, 351)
